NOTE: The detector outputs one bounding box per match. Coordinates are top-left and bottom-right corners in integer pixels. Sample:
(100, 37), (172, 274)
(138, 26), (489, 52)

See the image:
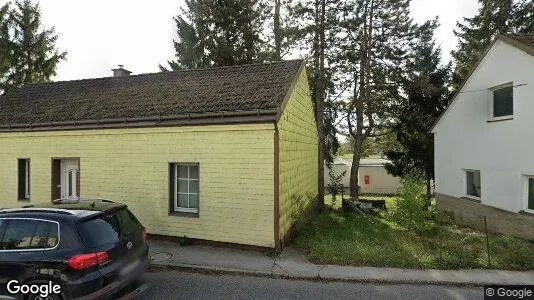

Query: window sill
(487, 117), (513, 123)
(169, 211), (199, 218)
(461, 196), (481, 203)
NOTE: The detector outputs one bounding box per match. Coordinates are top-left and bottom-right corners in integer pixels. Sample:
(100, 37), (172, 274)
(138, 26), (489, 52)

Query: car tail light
(68, 251), (109, 270)
(142, 227), (147, 241)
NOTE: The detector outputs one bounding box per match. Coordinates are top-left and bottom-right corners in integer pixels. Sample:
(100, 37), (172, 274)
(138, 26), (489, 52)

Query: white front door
(61, 160), (79, 199)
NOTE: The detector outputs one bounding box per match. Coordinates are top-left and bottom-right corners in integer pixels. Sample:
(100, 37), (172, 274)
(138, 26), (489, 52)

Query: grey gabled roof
(500, 34), (534, 55)
(0, 60), (304, 131)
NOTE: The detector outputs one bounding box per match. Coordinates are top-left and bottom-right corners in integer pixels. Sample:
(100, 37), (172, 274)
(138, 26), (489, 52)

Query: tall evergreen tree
(335, 0), (434, 202)
(7, 0), (66, 88)
(384, 29), (451, 203)
(451, 0), (534, 88)
(164, 0), (269, 70)
(0, 3), (12, 90)
(289, 0), (340, 209)
(165, 12), (209, 70)
(0, 1), (65, 91)
(267, 0), (302, 61)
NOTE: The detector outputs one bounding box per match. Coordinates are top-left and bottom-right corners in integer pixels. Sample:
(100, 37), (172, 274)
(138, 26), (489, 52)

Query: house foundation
(436, 193), (534, 241)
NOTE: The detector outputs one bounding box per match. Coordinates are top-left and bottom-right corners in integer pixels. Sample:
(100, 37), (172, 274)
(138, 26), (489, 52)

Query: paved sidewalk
(148, 240), (534, 286)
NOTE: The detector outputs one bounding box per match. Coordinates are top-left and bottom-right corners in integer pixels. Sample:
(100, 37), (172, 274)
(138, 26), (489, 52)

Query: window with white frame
(170, 163), (199, 214)
(465, 170), (481, 198)
(18, 158), (30, 200)
(526, 177), (534, 213)
(489, 83), (513, 120)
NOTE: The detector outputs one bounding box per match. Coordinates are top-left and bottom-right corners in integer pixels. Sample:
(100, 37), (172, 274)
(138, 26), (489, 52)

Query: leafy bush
(387, 176), (433, 232)
(179, 235), (191, 247)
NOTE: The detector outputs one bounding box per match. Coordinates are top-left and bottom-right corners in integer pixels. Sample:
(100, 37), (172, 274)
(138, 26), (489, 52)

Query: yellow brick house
(0, 60), (318, 250)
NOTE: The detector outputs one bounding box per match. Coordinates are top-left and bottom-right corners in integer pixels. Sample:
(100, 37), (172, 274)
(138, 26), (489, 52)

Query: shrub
(179, 235), (191, 247)
(327, 167), (346, 208)
(387, 176), (433, 232)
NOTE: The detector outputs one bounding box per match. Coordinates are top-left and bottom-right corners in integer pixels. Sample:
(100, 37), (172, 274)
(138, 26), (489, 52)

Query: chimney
(112, 64), (131, 77)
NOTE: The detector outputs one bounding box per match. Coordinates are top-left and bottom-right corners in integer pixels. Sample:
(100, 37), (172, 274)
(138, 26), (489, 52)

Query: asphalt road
(138, 271), (483, 300)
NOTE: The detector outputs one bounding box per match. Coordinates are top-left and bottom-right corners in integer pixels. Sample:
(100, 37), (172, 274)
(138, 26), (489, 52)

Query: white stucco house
(432, 34), (534, 239)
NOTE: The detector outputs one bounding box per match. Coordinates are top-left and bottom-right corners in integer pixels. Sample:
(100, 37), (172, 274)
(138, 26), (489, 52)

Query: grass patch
(293, 209), (534, 270)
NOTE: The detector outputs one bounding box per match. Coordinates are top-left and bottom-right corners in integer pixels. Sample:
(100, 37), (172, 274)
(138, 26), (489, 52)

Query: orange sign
(364, 175), (370, 185)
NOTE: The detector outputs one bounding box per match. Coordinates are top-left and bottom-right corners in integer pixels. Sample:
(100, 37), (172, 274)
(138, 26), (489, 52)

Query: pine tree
(288, 0), (340, 210)
(5, 0), (66, 89)
(164, 0), (269, 70)
(0, 3), (12, 90)
(385, 29), (451, 203)
(451, 0), (534, 88)
(335, 0), (433, 202)
(267, 0), (302, 61)
(164, 14), (209, 71)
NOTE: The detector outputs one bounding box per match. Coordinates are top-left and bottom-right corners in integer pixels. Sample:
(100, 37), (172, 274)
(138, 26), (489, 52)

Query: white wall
(359, 166), (401, 194)
(324, 163), (401, 195)
(324, 163), (351, 188)
(433, 40), (534, 212)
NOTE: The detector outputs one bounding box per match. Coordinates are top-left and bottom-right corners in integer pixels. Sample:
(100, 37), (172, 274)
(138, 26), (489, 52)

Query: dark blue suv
(0, 199), (149, 299)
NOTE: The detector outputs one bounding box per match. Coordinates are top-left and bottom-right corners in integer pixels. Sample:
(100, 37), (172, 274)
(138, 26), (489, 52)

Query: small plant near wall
(290, 194), (306, 219)
(387, 176), (433, 232)
(179, 235), (191, 247)
(290, 193), (314, 232)
(435, 209), (455, 226)
(265, 247), (278, 258)
(327, 168), (346, 208)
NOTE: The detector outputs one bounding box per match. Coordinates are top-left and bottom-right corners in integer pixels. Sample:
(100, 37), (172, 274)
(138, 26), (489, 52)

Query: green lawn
(293, 207), (534, 270)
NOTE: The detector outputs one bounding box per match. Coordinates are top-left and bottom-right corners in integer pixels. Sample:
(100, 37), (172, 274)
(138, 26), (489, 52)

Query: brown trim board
(274, 125), (281, 252)
(0, 110), (277, 133)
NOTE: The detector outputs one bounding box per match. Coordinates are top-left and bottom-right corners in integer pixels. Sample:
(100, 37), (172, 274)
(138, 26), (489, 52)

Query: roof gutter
(0, 109), (278, 132)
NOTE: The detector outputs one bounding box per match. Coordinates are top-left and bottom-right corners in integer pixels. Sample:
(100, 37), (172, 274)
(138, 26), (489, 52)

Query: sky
(1, 0), (480, 81)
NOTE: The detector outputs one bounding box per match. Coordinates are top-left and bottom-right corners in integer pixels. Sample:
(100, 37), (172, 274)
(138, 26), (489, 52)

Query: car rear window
(77, 212), (121, 248)
(118, 209), (142, 235)
(0, 218), (59, 250)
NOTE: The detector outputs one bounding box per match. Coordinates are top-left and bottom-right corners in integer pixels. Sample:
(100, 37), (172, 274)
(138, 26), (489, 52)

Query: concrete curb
(147, 242), (534, 288)
(148, 262), (506, 287)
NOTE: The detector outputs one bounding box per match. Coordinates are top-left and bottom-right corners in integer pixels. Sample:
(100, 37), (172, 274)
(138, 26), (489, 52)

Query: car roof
(0, 198), (126, 221)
